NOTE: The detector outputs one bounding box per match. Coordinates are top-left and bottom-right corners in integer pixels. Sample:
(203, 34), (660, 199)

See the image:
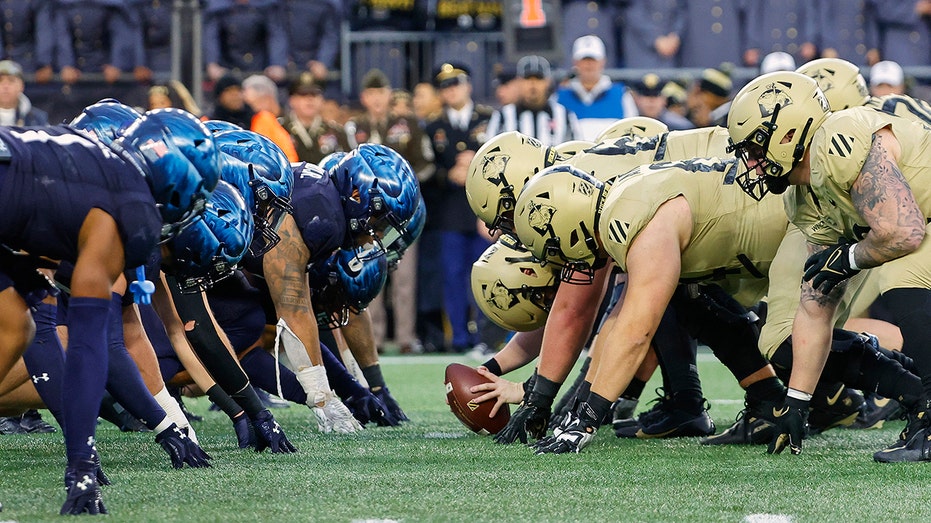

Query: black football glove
(767, 396), (810, 455)
(61, 459), (108, 515)
(345, 392), (400, 427)
(64, 447), (110, 488)
(535, 401), (600, 455)
(233, 413), (256, 449)
(803, 240), (860, 295)
(252, 409), (298, 453)
(494, 384), (553, 445)
(373, 386), (409, 422)
(155, 424), (213, 468)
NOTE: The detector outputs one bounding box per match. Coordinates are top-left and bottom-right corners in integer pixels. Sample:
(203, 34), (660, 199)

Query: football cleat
(701, 398), (780, 445)
(0, 416), (27, 434)
(636, 405), (715, 439)
(851, 393), (904, 430)
(808, 384), (864, 435)
(19, 409), (57, 433)
(873, 412), (931, 463)
(614, 389), (671, 438)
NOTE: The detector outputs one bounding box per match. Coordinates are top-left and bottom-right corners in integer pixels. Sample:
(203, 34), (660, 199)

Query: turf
(1, 352), (929, 522)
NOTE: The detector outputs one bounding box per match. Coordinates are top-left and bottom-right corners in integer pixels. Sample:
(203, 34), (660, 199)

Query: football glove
(64, 447), (110, 488)
(494, 388), (552, 445)
(61, 459), (108, 515)
(252, 409), (298, 453)
(803, 240), (860, 295)
(155, 424), (212, 469)
(534, 402), (599, 455)
(373, 386), (409, 422)
(345, 392), (400, 427)
(233, 413), (256, 449)
(767, 396), (810, 455)
(312, 392), (363, 433)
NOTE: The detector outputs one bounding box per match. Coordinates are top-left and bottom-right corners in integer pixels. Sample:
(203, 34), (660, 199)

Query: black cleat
(808, 384), (864, 435)
(636, 405), (715, 439)
(851, 394), (904, 430)
(613, 390), (671, 438)
(874, 411), (931, 463)
(701, 403), (779, 446)
(0, 416), (27, 435)
(18, 409), (57, 433)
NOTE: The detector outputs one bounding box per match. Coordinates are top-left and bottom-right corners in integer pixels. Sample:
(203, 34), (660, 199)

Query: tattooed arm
(850, 128), (926, 268)
(789, 241), (844, 394)
(263, 214), (323, 366)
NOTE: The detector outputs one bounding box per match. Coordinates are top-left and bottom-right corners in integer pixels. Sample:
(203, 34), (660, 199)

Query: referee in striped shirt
(485, 55), (580, 146)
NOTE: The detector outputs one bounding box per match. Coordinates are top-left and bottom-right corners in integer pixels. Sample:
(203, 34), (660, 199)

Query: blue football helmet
(384, 197), (426, 268)
(204, 120), (243, 134)
(328, 144), (421, 260)
(318, 151), (347, 172)
(70, 98), (141, 146)
(114, 108), (221, 240)
(213, 129), (294, 255)
(168, 180), (254, 292)
(308, 246), (387, 329)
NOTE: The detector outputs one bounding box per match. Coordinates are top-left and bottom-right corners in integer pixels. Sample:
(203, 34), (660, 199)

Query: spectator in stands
(759, 51), (797, 74)
(557, 35), (638, 141)
(280, 73), (350, 165)
(867, 1), (931, 66)
(679, 0), (746, 68)
(662, 79), (690, 119)
(283, 0), (341, 84)
(412, 81), (443, 125)
(687, 67), (732, 127)
(492, 64), (519, 107)
(424, 62), (499, 354)
(53, 0), (147, 84)
(0, 0), (55, 83)
(147, 80), (201, 115)
(622, 0), (684, 69)
(346, 68), (433, 354)
(243, 74), (284, 117)
(208, 73), (299, 161)
(202, 0), (288, 83)
(134, 0), (173, 80)
(562, 0), (620, 68)
(869, 60), (906, 97)
(631, 73), (693, 131)
(391, 89), (413, 119)
(744, 1), (817, 67)
(487, 55), (579, 146)
(815, 0), (872, 64)
(0, 60), (48, 126)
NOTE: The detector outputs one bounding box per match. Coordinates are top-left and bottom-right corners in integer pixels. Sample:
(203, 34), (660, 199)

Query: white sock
(153, 387), (199, 444)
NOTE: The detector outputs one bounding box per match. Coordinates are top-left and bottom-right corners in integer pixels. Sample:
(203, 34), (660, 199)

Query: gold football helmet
(796, 58), (869, 110)
(466, 131), (564, 232)
(471, 234), (559, 331)
(595, 116), (669, 143)
(513, 165), (607, 284)
(727, 72), (830, 200)
(553, 140), (595, 159)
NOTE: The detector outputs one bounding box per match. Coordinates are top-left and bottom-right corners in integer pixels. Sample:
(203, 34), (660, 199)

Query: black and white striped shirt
(486, 100), (580, 146)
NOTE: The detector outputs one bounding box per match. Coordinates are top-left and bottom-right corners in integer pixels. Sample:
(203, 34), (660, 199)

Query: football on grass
(445, 363), (510, 434)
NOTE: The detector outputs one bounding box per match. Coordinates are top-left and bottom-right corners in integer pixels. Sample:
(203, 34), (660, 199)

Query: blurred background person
(208, 73), (298, 161)
(622, 0), (683, 69)
(631, 73), (693, 130)
(203, 0), (288, 83)
(0, 0), (55, 83)
(0, 60), (48, 126)
(391, 88), (413, 119)
(412, 81), (443, 125)
(53, 0), (147, 84)
(283, 0), (341, 85)
(280, 72), (350, 165)
(491, 64), (519, 108)
(147, 80), (202, 115)
(557, 35), (638, 141)
(869, 60), (907, 96)
(686, 67), (732, 127)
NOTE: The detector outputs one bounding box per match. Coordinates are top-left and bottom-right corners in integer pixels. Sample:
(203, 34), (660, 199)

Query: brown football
(445, 363), (511, 434)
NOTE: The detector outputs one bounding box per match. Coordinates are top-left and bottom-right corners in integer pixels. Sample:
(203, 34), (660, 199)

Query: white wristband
(847, 242), (860, 271)
(786, 388), (813, 402)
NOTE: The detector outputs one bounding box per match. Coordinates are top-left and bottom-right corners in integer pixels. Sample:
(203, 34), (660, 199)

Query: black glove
(155, 424), (213, 468)
(233, 413), (256, 449)
(494, 389), (552, 445)
(61, 459), (108, 515)
(345, 392), (400, 427)
(534, 401), (600, 454)
(803, 240), (860, 295)
(252, 409), (298, 453)
(767, 396), (810, 455)
(64, 447), (110, 488)
(372, 386), (409, 422)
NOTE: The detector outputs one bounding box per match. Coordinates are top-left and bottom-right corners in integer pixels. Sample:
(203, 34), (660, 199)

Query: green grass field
(1, 351), (929, 522)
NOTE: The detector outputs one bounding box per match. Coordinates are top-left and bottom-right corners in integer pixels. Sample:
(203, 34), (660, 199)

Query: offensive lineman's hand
(767, 397), (809, 455)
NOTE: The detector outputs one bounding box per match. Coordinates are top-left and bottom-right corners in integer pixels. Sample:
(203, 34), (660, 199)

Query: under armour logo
(174, 426), (187, 440)
(76, 474), (94, 491)
(273, 423), (281, 434)
(32, 373), (50, 383)
(86, 436), (96, 447)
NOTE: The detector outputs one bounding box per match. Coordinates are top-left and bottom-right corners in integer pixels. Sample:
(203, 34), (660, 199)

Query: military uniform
(745, 0), (817, 64)
(133, 0), (173, 75)
(283, 0), (341, 72)
(562, 0), (620, 68)
(53, 0), (144, 73)
(202, 0), (288, 74)
(815, 0), (871, 65)
(281, 115), (350, 166)
(621, 0), (685, 69)
(679, 0), (747, 68)
(866, 0), (931, 66)
(0, 0), (54, 73)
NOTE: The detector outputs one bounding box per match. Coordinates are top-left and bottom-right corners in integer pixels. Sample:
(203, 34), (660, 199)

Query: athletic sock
(238, 348), (306, 404)
(21, 301), (65, 425)
(361, 363), (387, 391)
(745, 376), (786, 404)
(319, 342), (368, 400)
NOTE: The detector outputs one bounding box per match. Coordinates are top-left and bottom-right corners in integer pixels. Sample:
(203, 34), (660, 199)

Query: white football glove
(312, 392), (364, 434)
(296, 365), (362, 433)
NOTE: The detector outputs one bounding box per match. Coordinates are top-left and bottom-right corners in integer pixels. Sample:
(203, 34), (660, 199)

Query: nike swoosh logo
(635, 427), (680, 439)
(873, 398), (890, 408)
(773, 406), (790, 418)
(826, 386), (844, 406)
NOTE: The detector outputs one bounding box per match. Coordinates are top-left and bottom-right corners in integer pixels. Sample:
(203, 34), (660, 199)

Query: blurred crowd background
(3, 0), (931, 356)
